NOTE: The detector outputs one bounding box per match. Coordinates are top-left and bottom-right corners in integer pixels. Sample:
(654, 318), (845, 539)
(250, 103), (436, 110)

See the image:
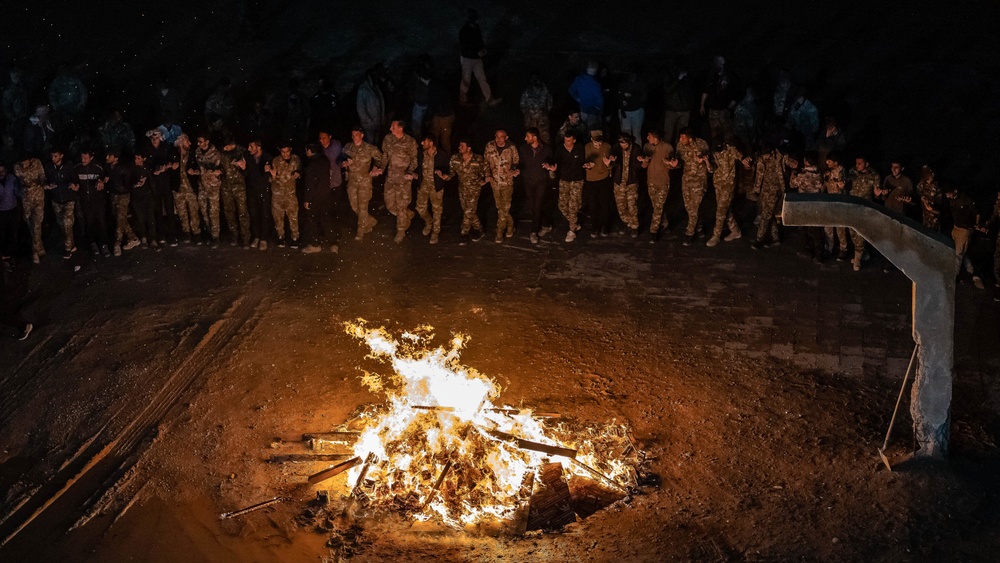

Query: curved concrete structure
(782, 193), (959, 458)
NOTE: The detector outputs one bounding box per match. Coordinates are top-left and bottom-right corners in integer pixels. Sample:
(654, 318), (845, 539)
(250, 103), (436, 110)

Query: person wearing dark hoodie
(130, 153), (158, 249)
(74, 148), (110, 256)
(104, 151), (140, 256)
(44, 148), (78, 258)
(300, 143), (337, 254)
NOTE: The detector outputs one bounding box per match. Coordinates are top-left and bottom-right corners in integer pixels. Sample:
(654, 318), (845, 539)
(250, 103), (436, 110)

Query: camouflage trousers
(682, 175), (707, 236)
(712, 179), (740, 238)
(558, 180), (583, 231)
(613, 183), (639, 230)
(51, 200), (76, 251)
(173, 186), (201, 235)
(198, 181), (222, 240)
(384, 178), (413, 232)
(112, 194), (137, 245)
(493, 182), (515, 237)
(271, 187), (299, 241)
(523, 111), (551, 144)
(707, 109), (733, 144)
(755, 186), (784, 243)
(922, 212), (941, 232)
(347, 180), (374, 234)
(823, 226), (849, 253)
(222, 181), (250, 242)
(459, 184), (482, 234)
(415, 183), (443, 235)
(22, 186), (45, 254)
(648, 182), (670, 233)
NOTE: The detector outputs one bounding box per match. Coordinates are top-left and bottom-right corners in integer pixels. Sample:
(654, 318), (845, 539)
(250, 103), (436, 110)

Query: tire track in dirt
(0, 281), (269, 555)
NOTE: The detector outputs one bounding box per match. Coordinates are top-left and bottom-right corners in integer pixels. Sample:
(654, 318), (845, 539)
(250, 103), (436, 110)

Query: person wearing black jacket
(245, 140), (273, 250)
(44, 149), (78, 258)
(74, 149), (110, 256)
(518, 128), (553, 244)
(104, 151), (139, 255)
(458, 9), (499, 106)
(300, 143), (337, 254)
(145, 130), (178, 245)
(551, 133), (585, 241)
(130, 153), (158, 249)
(610, 133), (642, 237)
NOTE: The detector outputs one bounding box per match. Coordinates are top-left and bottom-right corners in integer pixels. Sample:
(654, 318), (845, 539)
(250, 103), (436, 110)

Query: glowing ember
(338, 320), (637, 529)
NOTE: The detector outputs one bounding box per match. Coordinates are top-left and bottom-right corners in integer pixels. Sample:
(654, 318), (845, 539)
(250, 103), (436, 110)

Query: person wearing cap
(74, 149), (111, 256)
(381, 120), (418, 243)
(269, 141), (301, 248)
(15, 155), (48, 263)
(484, 128), (520, 243)
(103, 150), (140, 256)
(342, 126), (383, 241)
(569, 63), (604, 131)
(582, 130), (613, 237)
(44, 148), (78, 258)
(610, 133), (641, 237)
(145, 129), (178, 245)
(175, 134), (203, 244)
(675, 128), (711, 245)
(639, 130), (678, 242)
(220, 136), (252, 247)
(195, 134), (225, 247)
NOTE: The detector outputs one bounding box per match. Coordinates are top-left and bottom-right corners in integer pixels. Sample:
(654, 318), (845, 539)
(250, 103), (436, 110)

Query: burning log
(302, 431), (361, 444)
(267, 454), (353, 463)
(308, 457), (362, 485)
(484, 429), (577, 459)
(569, 458), (629, 494)
(487, 408), (562, 418)
(420, 457), (454, 509)
(218, 496), (286, 520)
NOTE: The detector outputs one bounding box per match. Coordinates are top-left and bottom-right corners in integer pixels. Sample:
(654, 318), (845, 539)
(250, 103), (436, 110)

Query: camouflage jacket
(484, 141), (520, 185)
(343, 141), (383, 184)
(271, 155), (301, 193)
(917, 179), (942, 220)
(711, 144), (743, 187)
(823, 164), (846, 194)
(448, 153), (486, 192)
(14, 158), (47, 191)
(221, 145), (248, 187)
(520, 83), (553, 114)
(195, 145), (224, 186)
(848, 166), (880, 200)
(381, 133), (418, 181)
(790, 165), (823, 194)
(753, 151), (789, 193)
(676, 137), (710, 179)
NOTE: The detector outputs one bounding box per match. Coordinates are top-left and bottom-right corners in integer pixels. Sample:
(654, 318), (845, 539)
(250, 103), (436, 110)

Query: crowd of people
(2, 9), (1000, 331)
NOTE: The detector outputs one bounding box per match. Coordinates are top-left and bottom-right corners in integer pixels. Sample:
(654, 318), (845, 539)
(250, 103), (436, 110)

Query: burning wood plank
(267, 454), (353, 463)
(218, 496), (286, 520)
(302, 431), (361, 444)
(420, 457), (453, 509)
(307, 457), (362, 485)
(484, 429), (577, 459)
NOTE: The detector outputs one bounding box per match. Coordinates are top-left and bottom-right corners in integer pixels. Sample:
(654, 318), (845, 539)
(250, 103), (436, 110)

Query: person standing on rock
(342, 126), (383, 241)
(381, 120), (418, 243)
(439, 139), (487, 244)
(551, 132), (586, 242)
(639, 130), (677, 243)
(195, 134), (225, 247)
(269, 141), (301, 249)
(675, 128), (711, 245)
(484, 128), (520, 243)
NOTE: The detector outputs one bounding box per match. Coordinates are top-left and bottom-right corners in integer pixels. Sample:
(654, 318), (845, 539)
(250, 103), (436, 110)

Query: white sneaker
(565, 231), (576, 242)
(530, 233), (539, 244)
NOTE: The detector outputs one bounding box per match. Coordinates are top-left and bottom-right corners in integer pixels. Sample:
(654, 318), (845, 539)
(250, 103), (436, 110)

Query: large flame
(340, 321), (633, 529)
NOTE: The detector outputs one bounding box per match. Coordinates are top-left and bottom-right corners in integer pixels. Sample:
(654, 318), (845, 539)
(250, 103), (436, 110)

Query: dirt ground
(3, 1), (1000, 561)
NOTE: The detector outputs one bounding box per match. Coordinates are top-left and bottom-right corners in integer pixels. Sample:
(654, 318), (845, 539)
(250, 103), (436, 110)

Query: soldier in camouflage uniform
(610, 133), (641, 235)
(441, 139), (487, 243)
(343, 126), (384, 241)
(195, 135), (224, 246)
(520, 73), (553, 144)
(103, 151), (140, 255)
(822, 155), (849, 259)
(221, 139), (252, 246)
(706, 137), (750, 247)
(639, 130), (677, 242)
(381, 120), (418, 243)
(916, 165), (943, 231)
(751, 145), (791, 248)
(416, 135), (448, 244)
(788, 153), (825, 260)
(175, 135), (203, 243)
(846, 156), (880, 270)
(675, 128), (711, 244)
(269, 143), (302, 247)
(484, 129), (521, 243)
(14, 156), (47, 261)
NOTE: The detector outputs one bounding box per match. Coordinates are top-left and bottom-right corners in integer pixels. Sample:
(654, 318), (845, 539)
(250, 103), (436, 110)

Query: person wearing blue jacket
(568, 62), (604, 131)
